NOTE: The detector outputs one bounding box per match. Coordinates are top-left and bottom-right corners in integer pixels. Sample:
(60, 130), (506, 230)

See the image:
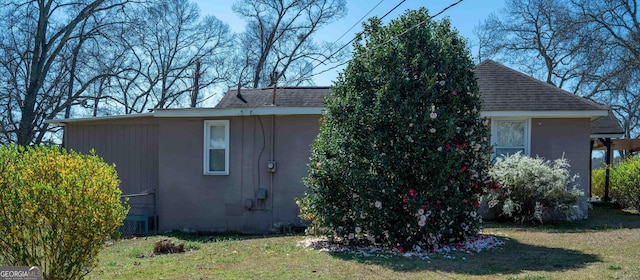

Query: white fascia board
(44, 112), (154, 125)
(153, 107), (325, 117)
(44, 107), (325, 124)
(481, 110), (608, 118)
(590, 133), (625, 139)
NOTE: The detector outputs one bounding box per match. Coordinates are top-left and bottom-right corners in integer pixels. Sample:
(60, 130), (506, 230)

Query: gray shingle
(591, 110), (624, 135)
(215, 86), (331, 108)
(475, 60), (608, 111)
(214, 61), (619, 134)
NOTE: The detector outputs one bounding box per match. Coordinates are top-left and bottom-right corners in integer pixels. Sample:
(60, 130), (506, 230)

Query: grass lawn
(88, 204), (640, 280)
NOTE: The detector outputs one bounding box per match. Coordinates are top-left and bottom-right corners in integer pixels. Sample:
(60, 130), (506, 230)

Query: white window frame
(490, 118), (531, 158)
(203, 120), (229, 175)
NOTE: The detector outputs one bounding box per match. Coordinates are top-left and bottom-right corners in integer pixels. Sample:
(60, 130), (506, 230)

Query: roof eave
(481, 110), (608, 119)
(590, 133), (625, 139)
(150, 106), (325, 117)
(44, 112), (155, 125)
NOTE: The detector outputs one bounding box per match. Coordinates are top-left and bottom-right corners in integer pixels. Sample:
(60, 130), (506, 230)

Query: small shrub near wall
(486, 152), (586, 223)
(0, 145), (128, 280)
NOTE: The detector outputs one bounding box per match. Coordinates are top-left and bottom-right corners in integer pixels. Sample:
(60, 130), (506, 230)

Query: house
(50, 87), (328, 234)
(47, 60), (618, 233)
(476, 60), (613, 198)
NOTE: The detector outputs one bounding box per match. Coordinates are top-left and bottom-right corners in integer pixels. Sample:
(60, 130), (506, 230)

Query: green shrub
(486, 153), (585, 223)
(610, 156), (640, 211)
(298, 8), (492, 251)
(0, 145), (128, 279)
(591, 167), (622, 200)
(590, 167), (606, 198)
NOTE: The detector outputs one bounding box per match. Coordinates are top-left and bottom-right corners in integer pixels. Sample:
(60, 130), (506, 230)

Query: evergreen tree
(298, 8), (493, 251)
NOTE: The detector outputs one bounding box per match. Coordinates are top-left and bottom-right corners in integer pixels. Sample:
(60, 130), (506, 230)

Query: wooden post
(599, 138), (612, 202)
(272, 81), (277, 106)
(589, 140), (594, 199)
(269, 70), (278, 105)
(190, 60), (201, 108)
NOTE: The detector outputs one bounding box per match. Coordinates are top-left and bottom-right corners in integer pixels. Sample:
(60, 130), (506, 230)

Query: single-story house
(47, 60), (620, 233)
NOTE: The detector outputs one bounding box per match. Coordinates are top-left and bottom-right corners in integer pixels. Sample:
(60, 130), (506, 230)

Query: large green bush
(0, 145), (128, 280)
(487, 153), (585, 223)
(610, 156), (640, 212)
(590, 167), (607, 198)
(298, 8), (492, 251)
(590, 167), (622, 200)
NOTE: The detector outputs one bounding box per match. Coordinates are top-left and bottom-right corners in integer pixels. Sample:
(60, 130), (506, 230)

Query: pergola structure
(590, 110), (627, 201)
(592, 139), (640, 153)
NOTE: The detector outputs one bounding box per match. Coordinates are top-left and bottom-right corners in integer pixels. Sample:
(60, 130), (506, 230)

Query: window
(491, 119), (529, 158)
(204, 120), (229, 175)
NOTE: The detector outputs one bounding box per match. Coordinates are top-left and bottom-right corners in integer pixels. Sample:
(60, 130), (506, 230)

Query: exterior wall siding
(530, 118), (591, 215)
(157, 115), (319, 233)
(60, 114), (593, 232)
(63, 117), (159, 215)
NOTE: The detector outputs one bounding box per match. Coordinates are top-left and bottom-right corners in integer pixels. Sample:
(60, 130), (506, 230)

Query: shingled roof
(475, 60), (608, 112)
(215, 86), (331, 108)
(217, 60), (608, 114)
(591, 110), (625, 136)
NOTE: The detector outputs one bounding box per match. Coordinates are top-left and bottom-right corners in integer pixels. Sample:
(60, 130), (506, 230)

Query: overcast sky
(193, 0), (505, 86)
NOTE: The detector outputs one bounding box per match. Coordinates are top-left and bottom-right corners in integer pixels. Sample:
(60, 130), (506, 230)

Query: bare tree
(476, 0), (640, 137)
(575, 0), (640, 137)
(233, 0), (347, 88)
(476, 0), (589, 88)
(102, 0), (235, 113)
(0, 0), (130, 145)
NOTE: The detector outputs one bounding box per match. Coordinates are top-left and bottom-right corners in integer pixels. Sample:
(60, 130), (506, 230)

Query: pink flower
(408, 188), (416, 198)
(452, 90), (457, 95)
(398, 246), (405, 253)
(473, 201), (480, 208)
(461, 165), (468, 173)
(402, 197), (408, 204)
(445, 144), (451, 151)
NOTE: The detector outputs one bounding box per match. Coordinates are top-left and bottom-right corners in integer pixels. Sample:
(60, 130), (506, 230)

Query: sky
(193, 0), (505, 86)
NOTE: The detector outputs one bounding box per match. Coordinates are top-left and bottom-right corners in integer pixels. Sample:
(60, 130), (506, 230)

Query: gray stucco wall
(61, 114), (592, 231)
(157, 115), (320, 233)
(63, 117), (159, 215)
(530, 118), (591, 215)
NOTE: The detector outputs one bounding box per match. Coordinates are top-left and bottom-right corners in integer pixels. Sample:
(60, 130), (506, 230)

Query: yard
(88, 204), (640, 280)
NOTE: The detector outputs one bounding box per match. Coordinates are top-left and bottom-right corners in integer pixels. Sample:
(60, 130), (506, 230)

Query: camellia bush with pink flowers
(297, 8), (493, 252)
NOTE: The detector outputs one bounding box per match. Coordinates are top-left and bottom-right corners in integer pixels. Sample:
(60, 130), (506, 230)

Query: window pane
(209, 149), (225, 172)
(209, 126), (226, 149)
(495, 147), (525, 157)
(496, 121), (525, 146)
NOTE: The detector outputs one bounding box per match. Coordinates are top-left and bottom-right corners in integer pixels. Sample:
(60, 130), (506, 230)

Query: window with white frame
(491, 119), (529, 158)
(204, 120), (229, 175)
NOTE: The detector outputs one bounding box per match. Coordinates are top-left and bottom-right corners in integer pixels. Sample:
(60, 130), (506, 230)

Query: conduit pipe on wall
(270, 114), (275, 225)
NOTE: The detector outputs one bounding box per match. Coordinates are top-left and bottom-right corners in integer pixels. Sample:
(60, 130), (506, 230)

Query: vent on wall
(120, 214), (156, 236)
